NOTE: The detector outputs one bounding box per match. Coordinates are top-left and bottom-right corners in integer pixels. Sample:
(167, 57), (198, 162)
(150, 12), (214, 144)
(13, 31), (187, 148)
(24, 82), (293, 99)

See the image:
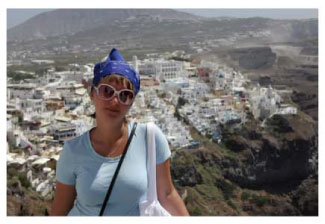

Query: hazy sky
(7, 9), (54, 29)
(7, 8), (318, 29)
(177, 9), (318, 19)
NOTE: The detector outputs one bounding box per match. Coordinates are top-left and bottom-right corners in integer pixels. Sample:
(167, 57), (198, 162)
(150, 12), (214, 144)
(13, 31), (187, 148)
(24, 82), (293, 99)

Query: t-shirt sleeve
(153, 124), (171, 164)
(56, 141), (76, 185)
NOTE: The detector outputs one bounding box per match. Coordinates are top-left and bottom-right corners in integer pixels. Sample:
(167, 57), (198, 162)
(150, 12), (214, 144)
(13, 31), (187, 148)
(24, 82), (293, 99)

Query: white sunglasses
(93, 84), (135, 105)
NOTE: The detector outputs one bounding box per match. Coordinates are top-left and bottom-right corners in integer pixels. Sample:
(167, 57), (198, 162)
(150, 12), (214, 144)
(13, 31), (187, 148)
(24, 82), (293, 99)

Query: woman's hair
(90, 74), (135, 124)
(91, 74), (135, 91)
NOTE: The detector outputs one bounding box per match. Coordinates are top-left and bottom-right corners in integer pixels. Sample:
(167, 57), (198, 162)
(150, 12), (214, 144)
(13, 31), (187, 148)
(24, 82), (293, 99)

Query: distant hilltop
(7, 9), (201, 41)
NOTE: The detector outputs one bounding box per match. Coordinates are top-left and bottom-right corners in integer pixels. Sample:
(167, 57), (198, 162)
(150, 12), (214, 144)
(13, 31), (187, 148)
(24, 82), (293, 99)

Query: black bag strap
(99, 122), (138, 216)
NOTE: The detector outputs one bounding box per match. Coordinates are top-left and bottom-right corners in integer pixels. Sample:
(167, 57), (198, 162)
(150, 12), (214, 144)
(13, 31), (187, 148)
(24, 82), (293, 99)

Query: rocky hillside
(171, 111), (318, 216)
(7, 167), (52, 216)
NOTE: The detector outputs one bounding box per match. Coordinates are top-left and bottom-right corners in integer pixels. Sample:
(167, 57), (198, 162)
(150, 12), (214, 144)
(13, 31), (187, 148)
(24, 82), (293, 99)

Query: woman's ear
(89, 88), (95, 102)
(89, 85), (93, 96)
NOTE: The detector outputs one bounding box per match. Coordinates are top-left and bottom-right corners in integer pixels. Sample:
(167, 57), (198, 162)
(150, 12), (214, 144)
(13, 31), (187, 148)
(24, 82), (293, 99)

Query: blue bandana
(93, 48), (140, 95)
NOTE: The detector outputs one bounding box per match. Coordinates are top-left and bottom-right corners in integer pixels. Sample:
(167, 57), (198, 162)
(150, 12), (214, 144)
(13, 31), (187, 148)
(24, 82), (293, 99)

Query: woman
(50, 48), (189, 216)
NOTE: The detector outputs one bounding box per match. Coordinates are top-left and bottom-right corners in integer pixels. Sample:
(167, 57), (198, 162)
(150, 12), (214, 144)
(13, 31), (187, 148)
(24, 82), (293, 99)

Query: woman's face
(91, 76), (134, 124)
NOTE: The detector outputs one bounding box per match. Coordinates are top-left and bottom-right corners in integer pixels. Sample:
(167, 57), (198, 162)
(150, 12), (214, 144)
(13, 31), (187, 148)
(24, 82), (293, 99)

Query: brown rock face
(229, 47), (276, 69)
(222, 113), (317, 188)
(292, 178), (318, 216)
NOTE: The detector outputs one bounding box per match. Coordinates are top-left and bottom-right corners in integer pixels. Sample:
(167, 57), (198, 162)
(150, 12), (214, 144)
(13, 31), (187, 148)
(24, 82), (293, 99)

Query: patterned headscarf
(93, 48), (140, 95)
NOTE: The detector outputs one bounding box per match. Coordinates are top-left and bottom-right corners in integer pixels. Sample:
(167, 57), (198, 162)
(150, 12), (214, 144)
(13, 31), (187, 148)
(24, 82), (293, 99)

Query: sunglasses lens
(98, 85), (114, 100)
(119, 91), (134, 105)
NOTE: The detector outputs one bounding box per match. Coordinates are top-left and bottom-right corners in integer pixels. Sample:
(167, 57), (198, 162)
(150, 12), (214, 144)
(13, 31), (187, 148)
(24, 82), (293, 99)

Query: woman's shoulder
(62, 130), (89, 153)
(133, 121), (164, 136)
(134, 121), (147, 130)
(131, 121), (155, 130)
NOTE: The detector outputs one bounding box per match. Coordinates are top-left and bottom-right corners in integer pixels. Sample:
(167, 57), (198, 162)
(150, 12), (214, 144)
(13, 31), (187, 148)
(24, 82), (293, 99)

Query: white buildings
(52, 124), (77, 141)
(163, 77), (190, 94)
(138, 59), (156, 75)
(63, 95), (82, 110)
(137, 58), (186, 81)
(275, 106), (297, 115)
(141, 87), (193, 149)
(249, 85), (282, 120)
(132, 55), (139, 72)
(7, 130), (36, 152)
(17, 98), (44, 113)
(7, 84), (36, 99)
(31, 60), (54, 65)
(34, 88), (49, 99)
(156, 59), (184, 80)
(56, 83), (85, 96)
(179, 80), (209, 103)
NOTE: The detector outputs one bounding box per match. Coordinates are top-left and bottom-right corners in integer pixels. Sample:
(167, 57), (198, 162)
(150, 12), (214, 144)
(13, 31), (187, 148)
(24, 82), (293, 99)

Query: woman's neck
(92, 120), (127, 148)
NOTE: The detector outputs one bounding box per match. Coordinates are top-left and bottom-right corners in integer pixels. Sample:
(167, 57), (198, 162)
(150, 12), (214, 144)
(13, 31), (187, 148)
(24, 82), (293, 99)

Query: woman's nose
(110, 94), (120, 105)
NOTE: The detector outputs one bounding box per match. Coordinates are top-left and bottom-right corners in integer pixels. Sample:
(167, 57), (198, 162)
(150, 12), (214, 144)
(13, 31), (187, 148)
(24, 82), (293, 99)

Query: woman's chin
(101, 109), (123, 119)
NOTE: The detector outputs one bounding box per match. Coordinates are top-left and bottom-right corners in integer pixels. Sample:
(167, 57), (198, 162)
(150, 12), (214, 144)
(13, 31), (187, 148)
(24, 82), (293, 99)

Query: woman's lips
(105, 108), (120, 113)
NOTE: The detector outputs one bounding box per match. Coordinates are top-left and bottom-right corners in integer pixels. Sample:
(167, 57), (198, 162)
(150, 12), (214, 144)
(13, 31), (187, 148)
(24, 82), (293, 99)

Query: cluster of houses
(140, 88), (194, 150)
(7, 52), (298, 198)
(7, 66), (95, 197)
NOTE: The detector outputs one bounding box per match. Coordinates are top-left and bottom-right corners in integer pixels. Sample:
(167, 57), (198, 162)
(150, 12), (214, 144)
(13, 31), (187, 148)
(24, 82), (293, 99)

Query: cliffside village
(7, 51), (297, 198)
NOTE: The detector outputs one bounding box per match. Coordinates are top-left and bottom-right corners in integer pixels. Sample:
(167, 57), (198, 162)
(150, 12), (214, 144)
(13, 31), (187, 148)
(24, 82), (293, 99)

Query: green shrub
(191, 206), (202, 216)
(7, 167), (19, 177)
(7, 71), (35, 81)
(216, 179), (236, 200)
(250, 194), (271, 207)
(241, 191), (250, 201)
(195, 184), (222, 200)
(18, 173), (30, 189)
(227, 200), (237, 210)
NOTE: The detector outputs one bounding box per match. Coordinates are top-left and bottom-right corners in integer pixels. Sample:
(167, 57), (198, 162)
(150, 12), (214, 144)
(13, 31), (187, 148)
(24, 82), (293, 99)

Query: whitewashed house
(7, 84), (36, 99)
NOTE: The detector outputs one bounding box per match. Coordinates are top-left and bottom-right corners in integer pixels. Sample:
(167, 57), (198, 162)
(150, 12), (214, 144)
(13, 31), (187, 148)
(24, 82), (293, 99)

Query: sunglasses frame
(93, 84), (135, 105)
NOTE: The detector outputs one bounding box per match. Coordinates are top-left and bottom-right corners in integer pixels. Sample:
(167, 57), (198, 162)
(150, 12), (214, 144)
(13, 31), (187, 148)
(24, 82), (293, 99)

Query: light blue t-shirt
(55, 120), (171, 216)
